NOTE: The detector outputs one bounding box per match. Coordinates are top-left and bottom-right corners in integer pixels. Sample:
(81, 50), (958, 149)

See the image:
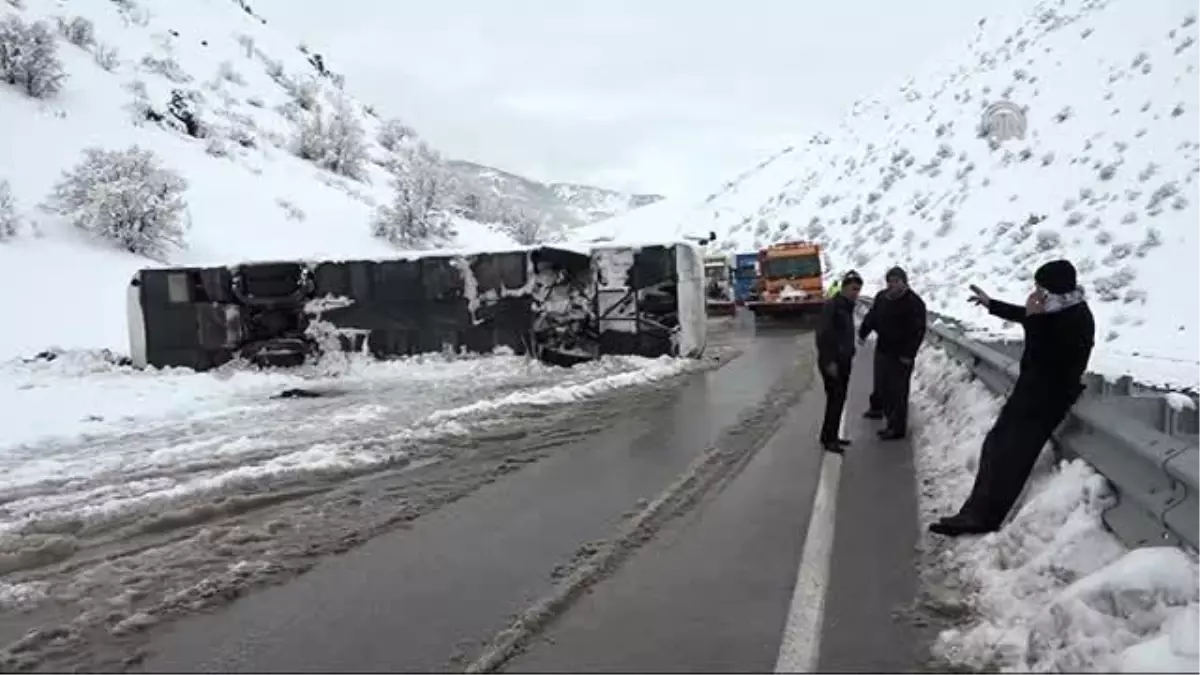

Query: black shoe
(877, 429), (906, 441)
(928, 514), (996, 537)
(837, 438), (851, 446)
(863, 409), (884, 420)
(822, 442), (845, 454)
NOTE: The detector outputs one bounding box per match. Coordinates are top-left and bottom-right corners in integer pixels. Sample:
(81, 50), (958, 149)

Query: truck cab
(732, 252), (759, 304)
(746, 241), (825, 318)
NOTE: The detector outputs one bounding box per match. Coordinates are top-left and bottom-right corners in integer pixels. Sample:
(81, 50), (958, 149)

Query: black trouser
(868, 349), (887, 414)
(955, 393), (1072, 528)
(877, 352), (915, 434)
(819, 359), (851, 444)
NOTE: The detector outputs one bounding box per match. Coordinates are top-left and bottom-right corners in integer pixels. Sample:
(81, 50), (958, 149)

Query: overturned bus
(126, 242), (707, 371)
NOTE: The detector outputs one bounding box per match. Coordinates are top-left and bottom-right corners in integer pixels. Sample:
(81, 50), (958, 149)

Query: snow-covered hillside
(582, 0), (1200, 389)
(0, 0), (655, 362)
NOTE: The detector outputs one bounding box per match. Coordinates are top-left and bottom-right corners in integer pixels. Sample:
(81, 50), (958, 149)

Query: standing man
(931, 259), (1095, 537)
(815, 270), (864, 453)
(858, 266), (927, 440)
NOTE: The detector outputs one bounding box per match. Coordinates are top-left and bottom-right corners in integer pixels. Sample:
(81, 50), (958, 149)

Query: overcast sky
(257, 1), (990, 197)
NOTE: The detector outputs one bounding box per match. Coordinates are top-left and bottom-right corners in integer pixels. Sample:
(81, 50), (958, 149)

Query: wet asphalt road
(504, 339), (928, 674)
(132, 319), (928, 673)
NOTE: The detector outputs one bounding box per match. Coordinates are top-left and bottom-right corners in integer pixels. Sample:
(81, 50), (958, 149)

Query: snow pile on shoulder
(584, 0), (1200, 389)
(910, 347), (1199, 673)
(0, 348), (693, 452)
(0, 350), (697, 544)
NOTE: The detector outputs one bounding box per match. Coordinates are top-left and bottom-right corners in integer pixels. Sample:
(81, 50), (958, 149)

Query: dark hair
(842, 270), (864, 287)
(885, 266), (908, 283)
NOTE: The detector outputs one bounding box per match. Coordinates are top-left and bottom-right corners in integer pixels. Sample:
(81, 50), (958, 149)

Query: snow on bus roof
(131, 240), (703, 274)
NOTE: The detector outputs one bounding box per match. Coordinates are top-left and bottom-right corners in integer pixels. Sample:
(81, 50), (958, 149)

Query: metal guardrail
(858, 296), (1199, 552)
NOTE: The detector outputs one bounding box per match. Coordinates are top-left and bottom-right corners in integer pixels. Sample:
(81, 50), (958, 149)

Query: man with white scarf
(930, 259), (1095, 537)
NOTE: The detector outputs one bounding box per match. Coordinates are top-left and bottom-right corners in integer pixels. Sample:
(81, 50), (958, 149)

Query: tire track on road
(467, 339), (816, 673)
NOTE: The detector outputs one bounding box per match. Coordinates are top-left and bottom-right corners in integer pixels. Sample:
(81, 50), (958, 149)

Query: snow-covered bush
(260, 54), (285, 84)
(93, 42), (119, 71)
(44, 146), (189, 257)
(287, 75), (320, 111)
(204, 136), (229, 158)
(373, 143), (457, 248)
(167, 88), (206, 138)
(1036, 229), (1062, 251)
(112, 0), (149, 28)
(378, 118), (415, 152)
(0, 15), (66, 98)
(55, 15), (94, 48)
(140, 53), (190, 84)
(276, 197), (306, 222)
(0, 179), (19, 240)
(294, 95), (367, 180)
(216, 60), (245, 86)
(501, 208), (557, 245)
(235, 32), (254, 57)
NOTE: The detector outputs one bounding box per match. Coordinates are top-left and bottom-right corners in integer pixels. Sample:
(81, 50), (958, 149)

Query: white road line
(774, 408), (846, 673)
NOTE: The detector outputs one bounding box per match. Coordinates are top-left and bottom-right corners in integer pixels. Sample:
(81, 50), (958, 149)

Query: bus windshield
(761, 255), (821, 279)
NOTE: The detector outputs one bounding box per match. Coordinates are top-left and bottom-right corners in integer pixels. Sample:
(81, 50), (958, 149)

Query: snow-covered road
(910, 348), (1199, 673)
(0, 349), (706, 545)
(0, 344), (741, 672)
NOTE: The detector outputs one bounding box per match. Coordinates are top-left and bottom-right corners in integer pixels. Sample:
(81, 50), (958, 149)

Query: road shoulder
(817, 345), (928, 673)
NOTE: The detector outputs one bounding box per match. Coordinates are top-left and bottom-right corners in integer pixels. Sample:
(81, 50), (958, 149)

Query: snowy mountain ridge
(581, 0), (1200, 389)
(0, 0), (656, 361)
(447, 159), (663, 229)
(550, 181), (664, 225)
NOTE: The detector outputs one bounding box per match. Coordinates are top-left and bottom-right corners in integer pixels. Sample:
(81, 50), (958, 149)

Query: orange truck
(744, 241), (826, 318)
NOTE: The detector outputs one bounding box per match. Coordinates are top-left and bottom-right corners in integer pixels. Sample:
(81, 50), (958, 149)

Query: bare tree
(294, 94), (368, 180)
(373, 142), (458, 248)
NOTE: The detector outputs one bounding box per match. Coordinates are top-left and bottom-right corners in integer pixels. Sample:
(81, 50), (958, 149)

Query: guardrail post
(1161, 399), (1176, 437)
(1157, 397), (1200, 438)
(1114, 375), (1134, 396)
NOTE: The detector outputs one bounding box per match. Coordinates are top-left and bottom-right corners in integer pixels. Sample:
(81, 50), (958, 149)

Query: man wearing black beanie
(858, 266), (927, 440)
(931, 259), (1095, 537)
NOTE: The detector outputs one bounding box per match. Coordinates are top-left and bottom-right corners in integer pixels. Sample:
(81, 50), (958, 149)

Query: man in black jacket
(815, 270), (864, 453)
(859, 266), (927, 440)
(931, 259), (1095, 537)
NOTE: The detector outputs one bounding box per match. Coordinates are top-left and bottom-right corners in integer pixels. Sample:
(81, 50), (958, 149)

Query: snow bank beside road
(0, 350), (698, 544)
(0, 347), (523, 451)
(910, 348), (1199, 673)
